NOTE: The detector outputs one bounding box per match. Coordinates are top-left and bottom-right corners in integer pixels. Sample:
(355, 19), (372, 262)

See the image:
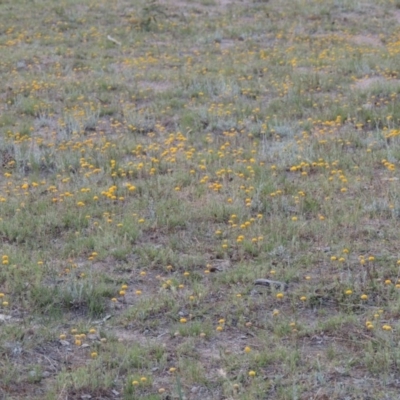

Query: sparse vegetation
(2, 0), (400, 398)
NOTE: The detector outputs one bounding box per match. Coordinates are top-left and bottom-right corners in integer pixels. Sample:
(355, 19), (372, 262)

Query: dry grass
(2, 0), (400, 399)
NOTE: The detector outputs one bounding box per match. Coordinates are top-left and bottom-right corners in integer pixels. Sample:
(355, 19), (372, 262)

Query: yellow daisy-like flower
(382, 325), (392, 331)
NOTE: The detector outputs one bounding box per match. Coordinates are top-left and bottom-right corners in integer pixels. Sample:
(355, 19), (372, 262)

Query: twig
(254, 279), (289, 291)
(107, 35), (121, 46)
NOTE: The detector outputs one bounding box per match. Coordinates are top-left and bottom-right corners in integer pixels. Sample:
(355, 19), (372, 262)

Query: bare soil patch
(350, 34), (382, 47)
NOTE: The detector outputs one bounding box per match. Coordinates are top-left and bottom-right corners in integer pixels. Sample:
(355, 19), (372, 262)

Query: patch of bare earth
(394, 10), (400, 23)
(63, 387), (120, 400)
(0, 336), (94, 399)
(350, 34), (382, 47)
(353, 76), (386, 90)
(138, 80), (173, 93)
(160, 0), (238, 14)
(218, 39), (237, 51)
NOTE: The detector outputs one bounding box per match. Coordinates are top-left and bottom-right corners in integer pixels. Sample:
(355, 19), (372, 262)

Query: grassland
(2, 0), (400, 398)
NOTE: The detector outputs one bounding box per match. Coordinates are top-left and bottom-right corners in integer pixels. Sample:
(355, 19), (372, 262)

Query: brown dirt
(350, 35), (382, 47)
(138, 80), (173, 93)
(353, 76), (386, 90)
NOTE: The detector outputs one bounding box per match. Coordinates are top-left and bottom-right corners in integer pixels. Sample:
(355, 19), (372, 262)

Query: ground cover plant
(2, 0), (400, 398)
